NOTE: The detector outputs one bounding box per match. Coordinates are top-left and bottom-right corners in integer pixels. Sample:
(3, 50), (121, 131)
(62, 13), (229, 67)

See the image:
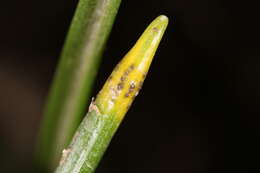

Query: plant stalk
(35, 0), (121, 171)
(55, 15), (168, 173)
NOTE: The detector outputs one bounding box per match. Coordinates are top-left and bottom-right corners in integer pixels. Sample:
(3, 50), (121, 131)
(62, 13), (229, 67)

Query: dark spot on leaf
(117, 82), (124, 90)
(124, 70), (129, 76)
(130, 82), (135, 89)
(120, 76), (125, 81)
(130, 64), (135, 70)
(152, 27), (158, 32)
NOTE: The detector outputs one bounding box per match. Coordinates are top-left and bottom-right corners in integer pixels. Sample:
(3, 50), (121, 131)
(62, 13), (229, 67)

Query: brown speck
(117, 82), (124, 90)
(120, 76), (126, 81)
(130, 82), (135, 89)
(152, 27), (158, 32)
(123, 64), (135, 77)
(124, 82), (136, 97)
(124, 70), (129, 76)
(130, 64), (135, 70)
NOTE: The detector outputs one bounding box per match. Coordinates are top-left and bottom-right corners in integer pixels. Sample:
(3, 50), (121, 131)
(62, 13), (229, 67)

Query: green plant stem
(55, 15), (168, 173)
(35, 0), (121, 171)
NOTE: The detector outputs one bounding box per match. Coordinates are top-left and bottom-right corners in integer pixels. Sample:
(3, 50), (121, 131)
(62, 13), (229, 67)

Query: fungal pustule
(95, 15), (168, 121)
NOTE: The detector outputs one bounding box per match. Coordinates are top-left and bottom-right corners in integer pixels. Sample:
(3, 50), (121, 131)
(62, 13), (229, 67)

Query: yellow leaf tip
(157, 15), (169, 23)
(154, 15), (169, 29)
(95, 15), (169, 120)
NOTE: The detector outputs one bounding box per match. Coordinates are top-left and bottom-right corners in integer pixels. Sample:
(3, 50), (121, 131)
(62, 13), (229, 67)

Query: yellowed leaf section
(95, 15), (168, 120)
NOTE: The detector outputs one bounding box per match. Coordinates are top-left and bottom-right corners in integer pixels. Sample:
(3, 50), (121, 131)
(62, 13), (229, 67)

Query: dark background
(0, 0), (260, 172)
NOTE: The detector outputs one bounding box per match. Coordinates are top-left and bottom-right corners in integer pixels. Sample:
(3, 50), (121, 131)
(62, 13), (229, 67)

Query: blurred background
(1, 0), (260, 172)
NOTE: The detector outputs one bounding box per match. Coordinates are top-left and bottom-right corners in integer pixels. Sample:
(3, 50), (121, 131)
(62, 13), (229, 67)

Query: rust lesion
(132, 80), (144, 98)
(152, 27), (159, 32)
(130, 64), (135, 70)
(112, 64), (136, 98)
(117, 82), (124, 90)
(123, 69), (130, 76)
(124, 81), (137, 98)
(123, 64), (135, 77)
(130, 82), (135, 90)
(120, 75), (126, 82)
